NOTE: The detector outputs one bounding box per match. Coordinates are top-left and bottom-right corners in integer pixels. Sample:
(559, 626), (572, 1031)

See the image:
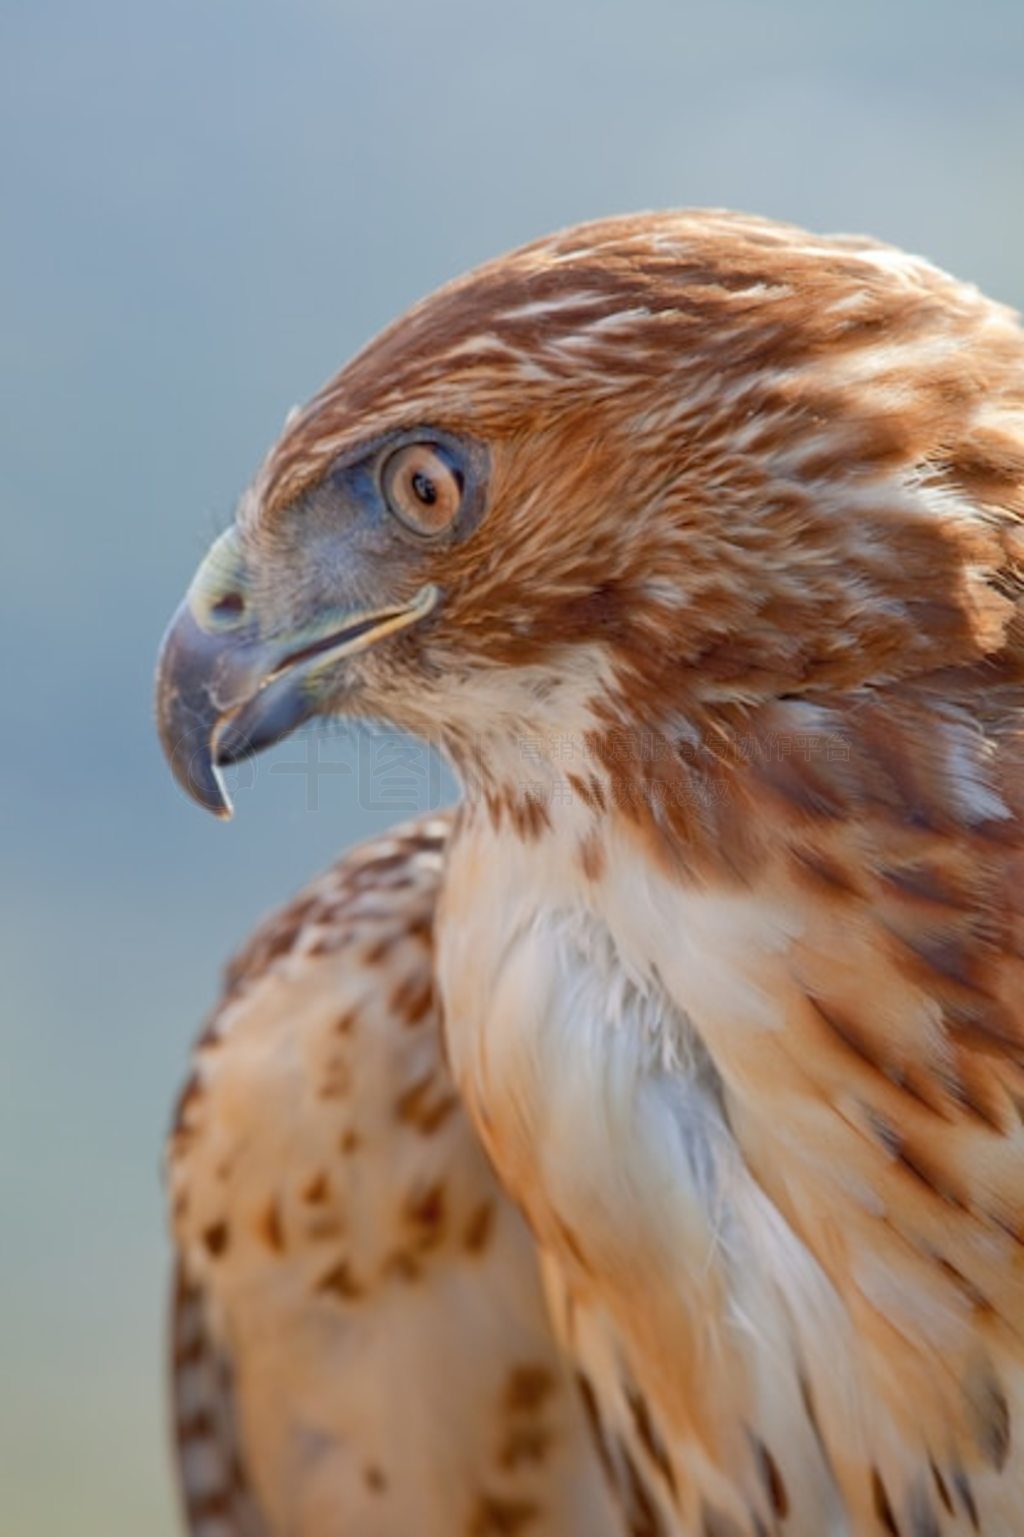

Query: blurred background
(2, 1), (1023, 1530)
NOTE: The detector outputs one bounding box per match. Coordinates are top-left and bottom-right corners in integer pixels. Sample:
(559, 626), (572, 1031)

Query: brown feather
(181, 209), (1024, 1533)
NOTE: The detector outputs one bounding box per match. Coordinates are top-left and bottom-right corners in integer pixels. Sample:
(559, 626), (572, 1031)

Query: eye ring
(380, 441), (465, 536)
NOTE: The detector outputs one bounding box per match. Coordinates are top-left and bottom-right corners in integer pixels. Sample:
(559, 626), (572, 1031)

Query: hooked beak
(155, 529), (439, 818)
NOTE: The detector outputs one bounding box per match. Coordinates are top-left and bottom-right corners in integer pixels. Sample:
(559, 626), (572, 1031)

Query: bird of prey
(158, 210), (1024, 1535)
(168, 813), (621, 1537)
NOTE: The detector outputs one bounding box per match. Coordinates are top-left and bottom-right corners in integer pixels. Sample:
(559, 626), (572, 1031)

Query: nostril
(212, 591), (245, 619)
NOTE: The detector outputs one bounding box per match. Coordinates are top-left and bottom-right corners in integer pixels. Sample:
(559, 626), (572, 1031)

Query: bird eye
(380, 442), (464, 536)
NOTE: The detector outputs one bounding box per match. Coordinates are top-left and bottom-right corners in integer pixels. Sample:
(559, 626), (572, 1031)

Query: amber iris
(381, 442), (464, 535)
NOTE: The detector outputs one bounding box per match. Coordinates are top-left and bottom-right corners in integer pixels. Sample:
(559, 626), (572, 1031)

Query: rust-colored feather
(164, 209), (1024, 1534)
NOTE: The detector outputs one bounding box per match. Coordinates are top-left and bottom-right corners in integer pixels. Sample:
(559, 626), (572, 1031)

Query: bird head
(156, 211), (1023, 817)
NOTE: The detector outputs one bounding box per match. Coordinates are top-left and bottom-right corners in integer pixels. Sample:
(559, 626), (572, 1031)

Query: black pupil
(411, 469), (438, 506)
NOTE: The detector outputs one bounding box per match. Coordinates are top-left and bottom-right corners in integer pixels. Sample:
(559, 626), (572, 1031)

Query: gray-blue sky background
(3, 2), (1022, 1531)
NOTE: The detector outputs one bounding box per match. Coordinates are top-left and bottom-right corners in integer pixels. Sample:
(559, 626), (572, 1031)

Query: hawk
(157, 210), (1024, 1535)
(168, 814), (620, 1537)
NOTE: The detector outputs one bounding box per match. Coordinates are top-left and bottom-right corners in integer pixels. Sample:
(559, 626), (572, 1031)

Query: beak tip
(155, 599), (242, 820)
(179, 748), (235, 820)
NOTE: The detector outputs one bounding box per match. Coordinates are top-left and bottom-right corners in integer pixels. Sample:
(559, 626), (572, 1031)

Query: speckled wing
(167, 813), (620, 1537)
(171, 1264), (270, 1537)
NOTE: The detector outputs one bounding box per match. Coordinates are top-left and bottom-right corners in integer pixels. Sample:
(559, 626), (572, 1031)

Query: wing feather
(167, 814), (620, 1537)
(171, 1265), (269, 1537)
